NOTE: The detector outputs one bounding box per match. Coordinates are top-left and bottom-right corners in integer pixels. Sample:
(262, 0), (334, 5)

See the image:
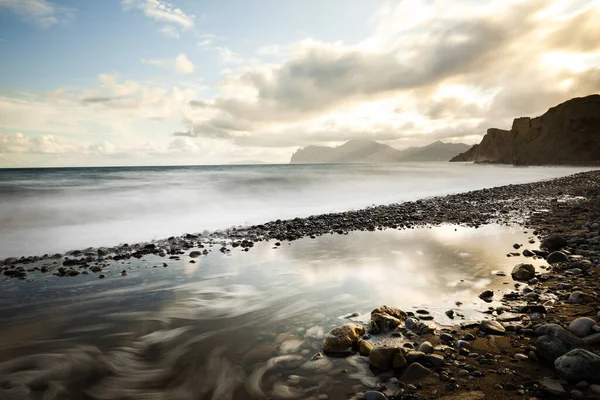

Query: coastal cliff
(451, 94), (600, 165)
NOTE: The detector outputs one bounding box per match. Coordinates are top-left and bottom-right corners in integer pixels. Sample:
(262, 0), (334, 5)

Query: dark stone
(542, 235), (568, 252)
(547, 251), (570, 264)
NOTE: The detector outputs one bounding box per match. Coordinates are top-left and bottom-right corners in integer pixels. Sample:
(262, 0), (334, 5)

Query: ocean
(0, 162), (596, 258)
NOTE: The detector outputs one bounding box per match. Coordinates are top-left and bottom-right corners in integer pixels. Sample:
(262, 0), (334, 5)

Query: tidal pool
(0, 224), (546, 399)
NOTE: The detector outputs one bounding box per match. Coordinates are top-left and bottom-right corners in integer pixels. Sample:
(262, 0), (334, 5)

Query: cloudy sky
(0, 0), (599, 167)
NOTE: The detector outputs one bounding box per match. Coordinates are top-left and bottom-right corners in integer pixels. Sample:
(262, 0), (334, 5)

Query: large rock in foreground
(511, 263), (535, 281)
(536, 324), (590, 362)
(450, 95), (600, 165)
(321, 323), (365, 353)
(555, 349), (600, 382)
(368, 305), (408, 334)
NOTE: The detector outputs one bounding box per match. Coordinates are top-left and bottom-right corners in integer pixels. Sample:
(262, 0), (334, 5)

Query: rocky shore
(2, 170), (600, 399)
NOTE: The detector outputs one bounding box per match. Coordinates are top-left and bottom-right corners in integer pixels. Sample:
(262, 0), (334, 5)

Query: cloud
(0, 133), (80, 154)
(0, 0), (73, 27)
(142, 53), (195, 74)
(159, 25), (179, 38)
(122, 0), (195, 28)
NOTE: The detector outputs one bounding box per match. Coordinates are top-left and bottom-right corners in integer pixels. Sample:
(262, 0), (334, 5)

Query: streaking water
(0, 162), (595, 258)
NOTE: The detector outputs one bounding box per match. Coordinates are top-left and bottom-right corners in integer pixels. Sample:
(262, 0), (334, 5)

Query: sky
(0, 0), (599, 167)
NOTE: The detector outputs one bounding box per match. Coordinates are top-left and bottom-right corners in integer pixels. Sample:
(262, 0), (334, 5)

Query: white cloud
(215, 47), (242, 63)
(0, 133), (80, 154)
(159, 25), (179, 38)
(0, 0), (73, 27)
(142, 53), (195, 74)
(122, 0), (195, 31)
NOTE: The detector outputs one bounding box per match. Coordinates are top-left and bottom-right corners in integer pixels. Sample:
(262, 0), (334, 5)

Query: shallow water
(0, 163), (596, 258)
(0, 224), (547, 399)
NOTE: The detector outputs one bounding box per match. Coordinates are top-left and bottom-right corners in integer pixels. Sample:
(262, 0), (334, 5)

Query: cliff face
(450, 94), (600, 165)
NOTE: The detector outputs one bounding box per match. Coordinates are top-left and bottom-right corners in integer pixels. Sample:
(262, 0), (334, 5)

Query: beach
(1, 169), (600, 399)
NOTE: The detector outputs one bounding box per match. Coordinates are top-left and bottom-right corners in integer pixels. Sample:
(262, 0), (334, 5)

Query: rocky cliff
(450, 95), (600, 165)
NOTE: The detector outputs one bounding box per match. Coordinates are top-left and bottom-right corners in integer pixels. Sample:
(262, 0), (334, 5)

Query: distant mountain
(228, 160), (266, 165)
(290, 140), (470, 164)
(451, 94), (600, 165)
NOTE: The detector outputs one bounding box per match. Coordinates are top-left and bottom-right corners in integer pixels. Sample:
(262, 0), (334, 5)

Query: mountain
(290, 140), (470, 164)
(451, 94), (600, 165)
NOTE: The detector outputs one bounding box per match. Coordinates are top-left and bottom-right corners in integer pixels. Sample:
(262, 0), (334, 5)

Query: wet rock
(445, 310), (455, 318)
(536, 326), (590, 362)
(417, 341), (434, 354)
(547, 251), (569, 264)
(555, 349), (600, 382)
(363, 391), (388, 400)
(539, 378), (566, 397)
(189, 251), (201, 258)
(368, 305), (408, 334)
(405, 317), (434, 335)
(511, 263), (536, 281)
(567, 291), (595, 304)
(523, 249), (535, 257)
(423, 354), (445, 367)
(369, 347), (401, 370)
(542, 234), (568, 252)
(322, 323), (365, 353)
(90, 266), (102, 272)
(583, 333), (600, 345)
(568, 318), (597, 338)
(480, 320), (506, 335)
(401, 362), (433, 381)
(440, 333), (454, 343)
(405, 350), (425, 364)
(358, 340), (373, 356)
(393, 352), (407, 369)
(478, 290), (494, 301)
(513, 243), (521, 249)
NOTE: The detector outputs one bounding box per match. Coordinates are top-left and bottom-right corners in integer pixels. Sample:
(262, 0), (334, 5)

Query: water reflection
(0, 225), (545, 399)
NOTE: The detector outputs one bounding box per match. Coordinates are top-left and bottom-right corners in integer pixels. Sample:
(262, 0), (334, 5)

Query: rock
(523, 249), (535, 257)
(405, 317), (434, 334)
(423, 354), (445, 367)
(511, 263), (536, 281)
(321, 323), (365, 353)
(539, 378), (566, 396)
(445, 310), (455, 319)
(555, 349), (600, 382)
(405, 351), (425, 364)
(590, 384), (600, 395)
(440, 333), (453, 344)
(369, 347), (401, 370)
(537, 326), (590, 362)
(362, 392), (388, 400)
(393, 352), (407, 369)
(547, 251), (570, 264)
(514, 353), (528, 361)
(583, 333), (600, 345)
(567, 291), (595, 304)
(90, 266), (102, 272)
(480, 320), (506, 335)
(568, 318), (597, 338)
(542, 234), (568, 252)
(513, 243), (521, 249)
(368, 305), (408, 334)
(359, 340), (374, 356)
(478, 290), (494, 301)
(417, 341), (434, 354)
(401, 362), (433, 381)
(189, 251), (201, 258)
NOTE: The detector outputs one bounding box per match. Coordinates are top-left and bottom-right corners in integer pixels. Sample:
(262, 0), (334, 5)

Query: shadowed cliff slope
(451, 95), (600, 165)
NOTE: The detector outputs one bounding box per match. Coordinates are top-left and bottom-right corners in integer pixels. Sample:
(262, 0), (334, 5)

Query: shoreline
(0, 170), (599, 399)
(2, 170), (600, 271)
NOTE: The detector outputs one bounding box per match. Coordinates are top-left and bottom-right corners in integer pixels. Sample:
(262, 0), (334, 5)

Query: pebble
(417, 341), (434, 354)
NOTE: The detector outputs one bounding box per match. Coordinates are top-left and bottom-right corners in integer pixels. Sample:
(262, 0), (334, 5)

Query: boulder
(321, 323), (365, 353)
(583, 333), (600, 346)
(417, 342), (434, 354)
(567, 291), (595, 304)
(401, 362), (433, 381)
(539, 378), (566, 397)
(368, 305), (408, 334)
(405, 350), (425, 364)
(568, 318), (597, 338)
(358, 340), (374, 356)
(536, 326), (590, 362)
(547, 251), (569, 264)
(511, 263), (535, 281)
(555, 349), (600, 382)
(369, 347), (401, 370)
(542, 235), (568, 252)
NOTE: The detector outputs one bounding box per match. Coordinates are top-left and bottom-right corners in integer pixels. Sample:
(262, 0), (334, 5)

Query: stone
(542, 234), (568, 252)
(401, 362), (433, 381)
(368, 305), (408, 334)
(321, 323), (365, 353)
(555, 349), (600, 381)
(189, 251), (201, 258)
(393, 352), (407, 369)
(479, 290), (494, 301)
(567, 291), (595, 304)
(480, 320), (506, 335)
(590, 384), (600, 395)
(537, 326), (590, 362)
(363, 392), (388, 400)
(369, 347), (401, 370)
(523, 249), (535, 257)
(445, 310), (455, 318)
(418, 341), (434, 354)
(405, 317), (434, 334)
(423, 354), (444, 367)
(359, 340), (374, 356)
(405, 351), (425, 364)
(583, 333), (600, 345)
(440, 333), (454, 343)
(539, 378), (566, 396)
(568, 318), (597, 338)
(511, 263), (536, 281)
(547, 251), (570, 264)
